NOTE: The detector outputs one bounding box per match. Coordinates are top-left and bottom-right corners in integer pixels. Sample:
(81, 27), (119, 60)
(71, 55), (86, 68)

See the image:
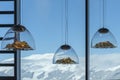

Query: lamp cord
(65, 0), (68, 44)
(102, 0), (105, 28)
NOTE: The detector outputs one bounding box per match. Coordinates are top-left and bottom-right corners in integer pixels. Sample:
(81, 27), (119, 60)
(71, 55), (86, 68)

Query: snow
(0, 53), (85, 80)
(1, 53), (120, 80)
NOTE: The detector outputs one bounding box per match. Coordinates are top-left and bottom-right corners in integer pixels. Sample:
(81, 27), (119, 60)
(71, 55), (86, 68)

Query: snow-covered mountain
(1, 53), (120, 80)
(0, 53), (85, 80)
(90, 53), (120, 80)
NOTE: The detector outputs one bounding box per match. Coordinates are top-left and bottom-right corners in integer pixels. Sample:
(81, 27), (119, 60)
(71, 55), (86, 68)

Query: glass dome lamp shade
(91, 27), (117, 48)
(1, 24), (35, 50)
(91, 0), (117, 49)
(53, 44), (79, 64)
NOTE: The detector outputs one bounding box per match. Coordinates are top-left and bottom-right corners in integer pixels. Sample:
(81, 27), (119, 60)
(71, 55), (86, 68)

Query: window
(90, 0), (120, 80)
(21, 0), (86, 80)
(3, 0), (120, 80)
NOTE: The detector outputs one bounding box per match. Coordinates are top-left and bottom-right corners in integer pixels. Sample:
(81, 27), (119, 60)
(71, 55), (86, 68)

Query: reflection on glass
(0, 2), (14, 11)
(0, 54), (14, 63)
(53, 44), (79, 64)
(1, 24), (35, 50)
(0, 15), (14, 24)
(91, 28), (117, 48)
(0, 67), (14, 76)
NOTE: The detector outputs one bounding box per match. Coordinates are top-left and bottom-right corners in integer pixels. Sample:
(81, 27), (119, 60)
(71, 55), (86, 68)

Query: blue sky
(22, 0), (120, 57)
(1, 0), (120, 60)
(21, 0), (85, 57)
(0, 0), (85, 60)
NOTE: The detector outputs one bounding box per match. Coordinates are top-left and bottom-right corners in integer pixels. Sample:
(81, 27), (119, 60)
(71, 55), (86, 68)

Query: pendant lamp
(91, 0), (117, 48)
(1, 0), (35, 50)
(53, 0), (79, 64)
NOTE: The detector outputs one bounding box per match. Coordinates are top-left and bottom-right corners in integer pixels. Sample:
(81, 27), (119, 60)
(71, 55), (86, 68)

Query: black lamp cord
(65, 0), (69, 44)
(102, 0), (105, 28)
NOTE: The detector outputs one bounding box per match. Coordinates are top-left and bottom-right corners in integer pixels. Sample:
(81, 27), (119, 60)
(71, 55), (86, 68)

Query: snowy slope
(1, 53), (120, 80)
(0, 53), (85, 80)
(90, 53), (120, 80)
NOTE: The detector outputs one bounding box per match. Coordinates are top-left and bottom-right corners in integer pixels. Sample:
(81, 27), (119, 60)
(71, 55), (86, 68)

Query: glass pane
(0, 14), (14, 24)
(0, 28), (10, 37)
(1, 25), (35, 50)
(0, 66), (14, 76)
(90, 0), (120, 80)
(0, 54), (14, 63)
(0, 2), (14, 11)
(21, 0), (85, 80)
